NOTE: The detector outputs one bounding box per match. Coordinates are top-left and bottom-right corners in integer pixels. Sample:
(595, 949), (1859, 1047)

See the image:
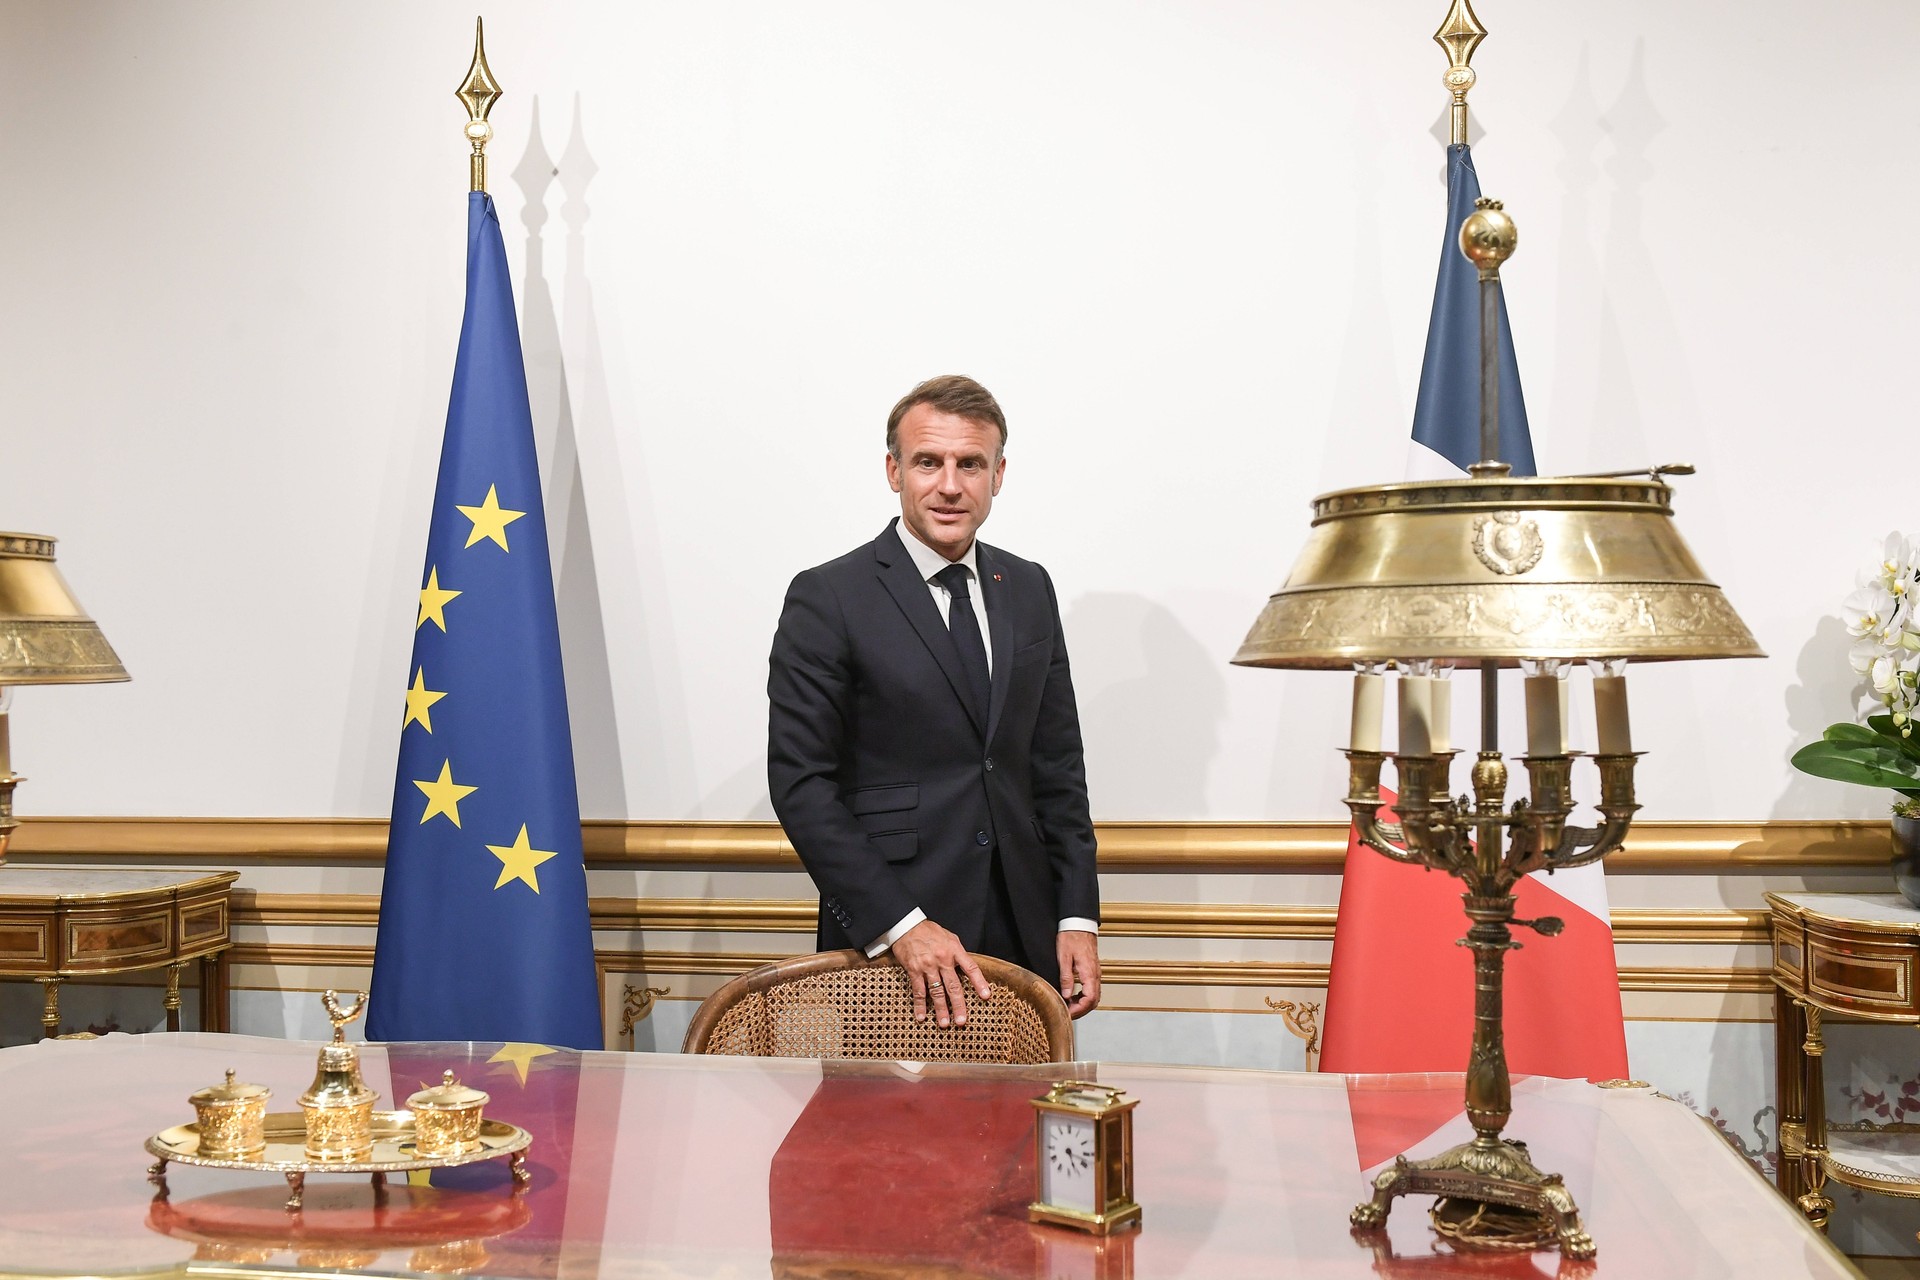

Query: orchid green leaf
(1792, 740), (1920, 789)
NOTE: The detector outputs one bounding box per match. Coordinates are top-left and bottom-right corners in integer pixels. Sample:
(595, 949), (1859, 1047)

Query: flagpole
(1434, 0), (1486, 147)
(457, 17), (503, 194)
(1460, 196), (1516, 476)
(1443, 2), (1511, 761)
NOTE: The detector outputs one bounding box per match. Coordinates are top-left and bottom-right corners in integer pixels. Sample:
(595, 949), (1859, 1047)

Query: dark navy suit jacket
(767, 520), (1099, 984)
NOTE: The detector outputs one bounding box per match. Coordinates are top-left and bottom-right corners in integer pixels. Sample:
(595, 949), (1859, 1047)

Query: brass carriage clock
(1029, 1082), (1142, 1235)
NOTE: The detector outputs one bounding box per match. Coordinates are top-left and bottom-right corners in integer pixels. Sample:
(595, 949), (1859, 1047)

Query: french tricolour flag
(1318, 144), (1629, 1087)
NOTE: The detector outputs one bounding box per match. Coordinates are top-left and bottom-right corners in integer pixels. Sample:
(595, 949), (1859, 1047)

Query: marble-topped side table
(1768, 890), (1920, 1229)
(0, 867), (238, 1040)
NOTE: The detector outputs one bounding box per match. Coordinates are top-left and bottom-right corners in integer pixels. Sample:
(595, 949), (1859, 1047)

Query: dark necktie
(935, 563), (990, 724)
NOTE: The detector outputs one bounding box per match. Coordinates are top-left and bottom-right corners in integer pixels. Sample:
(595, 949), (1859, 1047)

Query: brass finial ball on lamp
(0, 532), (128, 863)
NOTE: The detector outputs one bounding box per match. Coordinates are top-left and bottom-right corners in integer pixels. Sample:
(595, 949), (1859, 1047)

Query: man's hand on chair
(892, 920), (990, 1028)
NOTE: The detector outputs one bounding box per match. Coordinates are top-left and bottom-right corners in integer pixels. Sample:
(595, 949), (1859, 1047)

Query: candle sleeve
(1398, 675), (1434, 757)
(1350, 672), (1385, 753)
(1525, 674), (1563, 756)
(1594, 674), (1632, 754)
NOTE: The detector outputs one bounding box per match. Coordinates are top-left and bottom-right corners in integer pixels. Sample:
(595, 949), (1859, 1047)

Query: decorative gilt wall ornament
(1472, 512), (1543, 576)
(621, 984), (671, 1044)
(1264, 996), (1321, 1068)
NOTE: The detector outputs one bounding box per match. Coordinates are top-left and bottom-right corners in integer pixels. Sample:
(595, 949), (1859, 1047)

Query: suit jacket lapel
(980, 544), (1014, 748)
(873, 523), (986, 737)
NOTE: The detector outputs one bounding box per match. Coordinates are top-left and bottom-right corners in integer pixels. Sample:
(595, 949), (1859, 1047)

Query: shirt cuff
(1058, 918), (1099, 934)
(866, 908), (927, 958)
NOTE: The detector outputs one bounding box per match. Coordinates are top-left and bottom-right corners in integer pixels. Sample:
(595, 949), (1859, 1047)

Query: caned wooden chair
(682, 949), (1074, 1063)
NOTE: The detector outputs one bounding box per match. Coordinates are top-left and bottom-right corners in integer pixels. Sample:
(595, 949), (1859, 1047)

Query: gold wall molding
(10, 816), (1894, 872)
(231, 892), (1768, 946)
(227, 940), (1774, 996)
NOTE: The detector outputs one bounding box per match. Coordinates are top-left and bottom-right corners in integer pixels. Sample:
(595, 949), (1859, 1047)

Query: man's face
(887, 402), (1006, 561)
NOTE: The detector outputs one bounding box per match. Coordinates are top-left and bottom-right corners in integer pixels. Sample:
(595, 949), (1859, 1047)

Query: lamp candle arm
(1344, 751), (1421, 863)
(1537, 752), (1643, 872)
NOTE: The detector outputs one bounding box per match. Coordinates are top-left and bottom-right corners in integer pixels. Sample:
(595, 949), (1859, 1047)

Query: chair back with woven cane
(682, 949), (1074, 1063)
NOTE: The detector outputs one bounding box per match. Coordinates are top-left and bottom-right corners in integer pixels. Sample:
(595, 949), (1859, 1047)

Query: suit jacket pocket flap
(867, 830), (918, 863)
(845, 783), (919, 816)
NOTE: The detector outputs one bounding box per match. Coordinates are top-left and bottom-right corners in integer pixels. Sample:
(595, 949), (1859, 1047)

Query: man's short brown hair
(886, 375), (1007, 459)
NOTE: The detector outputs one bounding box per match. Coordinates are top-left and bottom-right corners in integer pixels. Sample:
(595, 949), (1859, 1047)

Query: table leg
(1796, 999), (1834, 1231)
(1776, 990), (1807, 1204)
(35, 977), (61, 1040)
(200, 949), (230, 1033)
(163, 961), (185, 1033)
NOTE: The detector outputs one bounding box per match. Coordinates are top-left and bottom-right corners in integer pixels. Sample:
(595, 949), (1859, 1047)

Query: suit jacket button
(976, 831), (990, 846)
(984, 757), (994, 771)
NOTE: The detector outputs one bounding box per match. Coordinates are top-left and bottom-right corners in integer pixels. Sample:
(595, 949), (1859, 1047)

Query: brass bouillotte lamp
(1232, 5), (1762, 1258)
(0, 533), (129, 863)
(1236, 200), (1760, 1257)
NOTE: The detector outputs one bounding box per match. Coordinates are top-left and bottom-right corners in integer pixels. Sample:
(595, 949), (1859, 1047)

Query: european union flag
(368, 192), (600, 1049)
(1409, 144), (1535, 476)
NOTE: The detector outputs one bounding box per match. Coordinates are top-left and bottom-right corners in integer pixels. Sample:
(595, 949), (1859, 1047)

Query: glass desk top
(0, 1032), (1858, 1279)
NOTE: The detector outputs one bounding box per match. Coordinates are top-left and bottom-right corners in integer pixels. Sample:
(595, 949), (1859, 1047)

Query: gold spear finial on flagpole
(456, 17), (503, 193)
(1433, 0), (1487, 147)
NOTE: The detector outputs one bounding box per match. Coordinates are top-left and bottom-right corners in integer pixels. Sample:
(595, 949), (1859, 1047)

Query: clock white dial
(1042, 1118), (1097, 1211)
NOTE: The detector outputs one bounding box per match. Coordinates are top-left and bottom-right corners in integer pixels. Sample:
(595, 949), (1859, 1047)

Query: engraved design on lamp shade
(0, 622), (125, 680)
(1241, 582), (1756, 659)
(1472, 511), (1544, 576)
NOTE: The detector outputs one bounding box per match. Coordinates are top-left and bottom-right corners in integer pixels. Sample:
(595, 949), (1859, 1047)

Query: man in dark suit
(768, 375), (1100, 1027)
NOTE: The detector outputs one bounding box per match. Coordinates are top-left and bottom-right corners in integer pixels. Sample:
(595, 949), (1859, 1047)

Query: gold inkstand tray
(145, 1110), (532, 1212)
(145, 990), (532, 1211)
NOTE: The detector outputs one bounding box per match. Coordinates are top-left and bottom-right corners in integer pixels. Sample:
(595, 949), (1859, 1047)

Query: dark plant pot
(1894, 815), (1920, 909)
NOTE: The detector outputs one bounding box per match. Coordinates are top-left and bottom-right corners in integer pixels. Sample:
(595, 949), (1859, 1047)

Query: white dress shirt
(866, 522), (1097, 957)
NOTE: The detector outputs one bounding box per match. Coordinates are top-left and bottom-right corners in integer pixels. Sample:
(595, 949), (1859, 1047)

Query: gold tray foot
(1350, 1136), (1595, 1260)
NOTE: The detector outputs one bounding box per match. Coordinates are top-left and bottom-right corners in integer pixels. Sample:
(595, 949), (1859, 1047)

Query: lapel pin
(992, 573), (1002, 582)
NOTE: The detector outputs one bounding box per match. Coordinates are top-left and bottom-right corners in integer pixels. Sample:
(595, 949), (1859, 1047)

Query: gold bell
(299, 990), (377, 1160)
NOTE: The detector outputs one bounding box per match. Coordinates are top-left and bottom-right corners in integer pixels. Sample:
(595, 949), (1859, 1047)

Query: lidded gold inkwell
(298, 990), (378, 1160)
(187, 1069), (270, 1158)
(408, 1070), (491, 1156)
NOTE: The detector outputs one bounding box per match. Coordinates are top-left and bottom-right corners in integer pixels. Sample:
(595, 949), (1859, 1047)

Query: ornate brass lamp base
(1351, 1136), (1595, 1260)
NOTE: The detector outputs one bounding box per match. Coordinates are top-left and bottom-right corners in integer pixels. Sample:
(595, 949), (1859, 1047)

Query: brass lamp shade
(1232, 474), (1763, 669)
(0, 532), (128, 683)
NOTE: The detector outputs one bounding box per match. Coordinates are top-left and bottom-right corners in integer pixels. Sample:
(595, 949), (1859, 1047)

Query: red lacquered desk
(0, 1033), (1857, 1279)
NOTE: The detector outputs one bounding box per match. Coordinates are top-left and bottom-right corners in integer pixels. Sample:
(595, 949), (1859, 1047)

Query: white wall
(0, 0), (1908, 822)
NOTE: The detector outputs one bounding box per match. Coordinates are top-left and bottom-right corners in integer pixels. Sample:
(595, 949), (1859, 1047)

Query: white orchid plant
(1793, 533), (1920, 817)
